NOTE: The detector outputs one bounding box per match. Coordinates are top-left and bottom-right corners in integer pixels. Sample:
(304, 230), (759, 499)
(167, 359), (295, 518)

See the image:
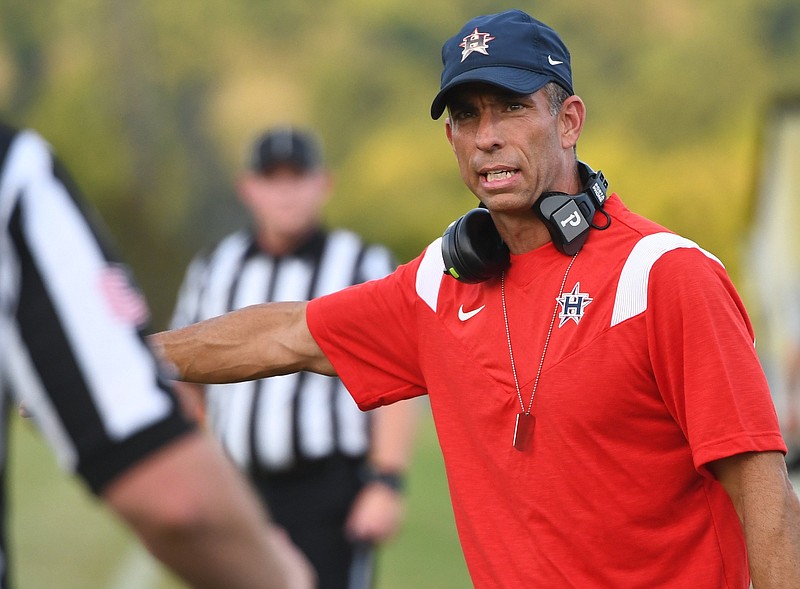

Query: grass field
(7, 407), (473, 588)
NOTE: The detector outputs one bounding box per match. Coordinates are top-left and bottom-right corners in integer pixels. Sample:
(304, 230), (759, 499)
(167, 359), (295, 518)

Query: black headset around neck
(441, 161), (610, 283)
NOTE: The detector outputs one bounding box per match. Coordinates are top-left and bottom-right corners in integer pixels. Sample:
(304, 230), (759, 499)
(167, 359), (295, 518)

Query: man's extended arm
(151, 301), (335, 383)
(710, 451), (800, 588)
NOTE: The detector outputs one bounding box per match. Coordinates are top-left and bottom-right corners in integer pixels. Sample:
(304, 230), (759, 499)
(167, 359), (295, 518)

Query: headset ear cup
(441, 218), (462, 278)
(534, 161), (609, 256)
(535, 193), (591, 256)
(441, 208), (509, 283)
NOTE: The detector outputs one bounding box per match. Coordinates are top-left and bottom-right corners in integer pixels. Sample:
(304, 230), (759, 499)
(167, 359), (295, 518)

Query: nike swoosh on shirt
(548, 55), (563, 65)
(458, 304), (485, 321)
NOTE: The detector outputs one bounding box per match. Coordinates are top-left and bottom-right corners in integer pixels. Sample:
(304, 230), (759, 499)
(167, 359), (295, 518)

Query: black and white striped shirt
(0, 124), (192, 587)
(171, 228), (395, 472)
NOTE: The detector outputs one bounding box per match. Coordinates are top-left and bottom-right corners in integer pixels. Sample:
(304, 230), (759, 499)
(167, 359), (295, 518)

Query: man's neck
(255, 227), (322, 257)
(491, 211), (552, 255)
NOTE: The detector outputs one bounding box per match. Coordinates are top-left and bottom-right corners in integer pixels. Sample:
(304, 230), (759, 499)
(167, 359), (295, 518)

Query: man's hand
(344, 482), (405, 544)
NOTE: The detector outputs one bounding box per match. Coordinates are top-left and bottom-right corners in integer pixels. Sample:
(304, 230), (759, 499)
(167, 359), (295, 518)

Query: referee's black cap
(249, 127), (323, 175)
(431, 10), (574, 120)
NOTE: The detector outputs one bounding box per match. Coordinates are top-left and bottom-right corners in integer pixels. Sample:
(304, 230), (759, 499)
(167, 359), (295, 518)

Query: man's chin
(480, 194), (536, 213)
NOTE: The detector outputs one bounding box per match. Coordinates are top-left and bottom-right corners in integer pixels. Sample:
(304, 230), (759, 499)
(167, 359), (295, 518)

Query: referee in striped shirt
(0, 123), (313, 588)
(171, 126), (418, 589)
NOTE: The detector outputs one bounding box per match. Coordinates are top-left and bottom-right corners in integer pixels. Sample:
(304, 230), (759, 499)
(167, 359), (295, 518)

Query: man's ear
(316, 171), (334, 206)
(445, 116), (457, 153)
(560, 95), (586, 150)
(236, 174), (256, 206)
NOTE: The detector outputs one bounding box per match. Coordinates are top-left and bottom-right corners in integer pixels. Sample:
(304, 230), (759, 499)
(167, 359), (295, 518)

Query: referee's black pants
(252, 455), (374, 589)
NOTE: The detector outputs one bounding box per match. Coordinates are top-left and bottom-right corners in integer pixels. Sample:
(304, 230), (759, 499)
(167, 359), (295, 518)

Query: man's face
(445, 83), (564, 214)
(238, 165), (330, 239)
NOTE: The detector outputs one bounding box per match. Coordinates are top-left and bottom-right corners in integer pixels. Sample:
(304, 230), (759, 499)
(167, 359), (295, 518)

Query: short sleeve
(646, 248), (786, 471)
(307, 256), (427, 410)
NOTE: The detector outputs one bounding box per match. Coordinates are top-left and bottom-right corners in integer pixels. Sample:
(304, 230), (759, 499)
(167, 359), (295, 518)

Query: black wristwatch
(360, 464), (406, 493)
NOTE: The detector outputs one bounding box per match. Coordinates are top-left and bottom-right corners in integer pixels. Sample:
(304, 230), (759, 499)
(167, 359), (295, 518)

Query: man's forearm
(745, 471), (800, 588)
(369, 400), (420, 475)
(712, 451), (800, 588)
(150, 301), (335, 384)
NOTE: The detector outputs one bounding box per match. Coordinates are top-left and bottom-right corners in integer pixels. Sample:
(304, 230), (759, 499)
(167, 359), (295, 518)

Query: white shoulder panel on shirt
(413, 232), (722, 325)
(416, 237), (445, 313)
(610, 232), (723, 327)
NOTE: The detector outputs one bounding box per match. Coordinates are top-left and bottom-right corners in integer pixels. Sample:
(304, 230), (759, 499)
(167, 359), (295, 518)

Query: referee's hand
(344, 483), (405, 544)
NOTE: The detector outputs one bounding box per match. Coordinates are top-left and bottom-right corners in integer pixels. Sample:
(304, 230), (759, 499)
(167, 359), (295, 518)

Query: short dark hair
(543, 82), (571, 116)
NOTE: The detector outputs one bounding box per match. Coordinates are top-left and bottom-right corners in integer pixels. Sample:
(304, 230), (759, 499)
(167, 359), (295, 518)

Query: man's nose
(474, 113), (503, 152)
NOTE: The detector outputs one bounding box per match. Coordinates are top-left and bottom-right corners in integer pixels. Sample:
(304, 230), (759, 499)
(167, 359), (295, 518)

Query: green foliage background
(1, 0), (799, 587)
(2, 0), (799, 327)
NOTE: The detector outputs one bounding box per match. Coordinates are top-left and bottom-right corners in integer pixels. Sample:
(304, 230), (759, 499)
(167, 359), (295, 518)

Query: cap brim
(430, 67), (554, 120)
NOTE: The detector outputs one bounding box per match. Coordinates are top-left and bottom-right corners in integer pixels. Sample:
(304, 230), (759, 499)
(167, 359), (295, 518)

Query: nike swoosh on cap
(458, 304), (486, 321)
(548, 55), (563, 65)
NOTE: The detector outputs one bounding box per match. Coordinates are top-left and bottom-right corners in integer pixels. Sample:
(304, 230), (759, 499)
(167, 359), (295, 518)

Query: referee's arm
(4, 125), (315, 589)
(103, 431), (312, 589)
(151, 301), (335, 383)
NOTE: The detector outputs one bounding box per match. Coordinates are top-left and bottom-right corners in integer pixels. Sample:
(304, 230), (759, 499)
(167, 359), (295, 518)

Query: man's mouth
(483, 170), (517, 183)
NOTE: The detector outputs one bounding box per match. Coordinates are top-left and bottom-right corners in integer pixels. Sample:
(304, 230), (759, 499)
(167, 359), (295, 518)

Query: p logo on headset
(441, 161), (610, 283)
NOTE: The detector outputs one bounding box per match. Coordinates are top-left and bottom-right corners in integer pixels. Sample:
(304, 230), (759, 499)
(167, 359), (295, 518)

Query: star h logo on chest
(460, 28), (495, 62)
(556, 282), (593, 327)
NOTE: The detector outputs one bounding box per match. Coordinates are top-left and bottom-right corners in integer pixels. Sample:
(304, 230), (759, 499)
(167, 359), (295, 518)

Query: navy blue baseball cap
(431, 10), (574, 119)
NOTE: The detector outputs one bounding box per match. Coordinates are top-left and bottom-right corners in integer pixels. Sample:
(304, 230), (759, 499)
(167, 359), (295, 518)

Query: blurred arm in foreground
(0, 123), (313, 589)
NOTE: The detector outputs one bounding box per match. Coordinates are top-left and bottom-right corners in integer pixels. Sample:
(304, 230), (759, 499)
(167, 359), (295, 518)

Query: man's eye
(508, 103), (524, 111)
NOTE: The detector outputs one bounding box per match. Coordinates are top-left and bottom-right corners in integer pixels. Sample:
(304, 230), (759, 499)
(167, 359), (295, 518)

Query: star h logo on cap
(430, 10), (574, 120)
(459, 28), (495, 62)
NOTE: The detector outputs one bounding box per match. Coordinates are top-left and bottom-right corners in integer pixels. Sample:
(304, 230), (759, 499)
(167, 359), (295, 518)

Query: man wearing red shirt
(153, 10), (800, 588)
